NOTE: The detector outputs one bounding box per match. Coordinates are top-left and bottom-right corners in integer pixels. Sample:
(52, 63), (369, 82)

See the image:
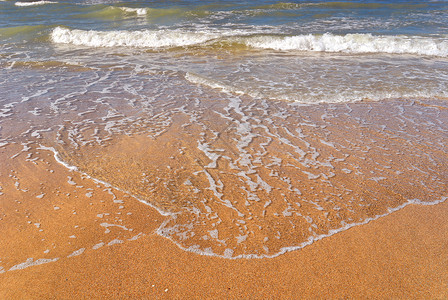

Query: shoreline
(36, 144), (447, 260)
(1, 184), (448, 298)
(1, 98), (447, 298)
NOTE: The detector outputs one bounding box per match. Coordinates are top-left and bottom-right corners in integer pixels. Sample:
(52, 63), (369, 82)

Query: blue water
(1, 0), (448, 35)
(1, 0), (448, 103)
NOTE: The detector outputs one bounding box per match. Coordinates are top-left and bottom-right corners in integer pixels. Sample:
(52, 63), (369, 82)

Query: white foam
(223, 248), (234, 258)
(243, 33), (448, 57)
(9, 257), (59, 271)
(51, 27), (218, 49)
(92, 242), (104, 250)
(107, 239), (123, 246)
(50, 26), (448, 57)
(15, 1), (56, 6)
(37, 145), (78, 171)
(186, 72), (268, 105)
(100, 222), (129, 234)
(128, 233), (143, 241)
(67, 248), (85, 258)
(38, 145), (172, 217)
(119, 7), (148, 16)
(185, 73), (244, 96)
(35, 145), (448, 260)
(197, 141), (221, 169)
(155, 196), (447, 259)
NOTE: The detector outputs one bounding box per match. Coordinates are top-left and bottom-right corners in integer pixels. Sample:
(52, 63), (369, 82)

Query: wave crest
(50, 27), (448, 57)
(51, 27), (218, 48)
(243, 33), (448, 57)
(118, 7), (148, 16)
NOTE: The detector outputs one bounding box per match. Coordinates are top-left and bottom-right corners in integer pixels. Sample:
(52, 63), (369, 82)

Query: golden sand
(0, 98), (447, 298)
(0, 153), (447, 298)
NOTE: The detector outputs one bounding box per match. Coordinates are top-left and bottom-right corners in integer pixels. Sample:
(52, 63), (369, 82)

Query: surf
(50, 27), (448, 57)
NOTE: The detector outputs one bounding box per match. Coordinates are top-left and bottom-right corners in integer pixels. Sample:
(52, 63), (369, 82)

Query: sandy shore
(1, 167), (447, 298)
(1, 98), (447, 298)
(1, 143), (447, 299)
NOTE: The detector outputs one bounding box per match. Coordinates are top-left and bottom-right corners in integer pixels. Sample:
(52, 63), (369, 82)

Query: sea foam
(51, 27), (218, 48)
(50, 26), (448, 57)
(15, 1), (57, 6)
(243, 33), (448, 57)
(119, 7), (148, 16)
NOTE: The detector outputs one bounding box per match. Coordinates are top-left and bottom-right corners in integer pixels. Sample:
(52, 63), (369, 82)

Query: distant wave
(0, 25), (49, 38)
(309, 1), (428, 9)
(253, 2), (427, 10)
(78, 6), (149, 19)
(15, 1), (56, 6)
(78, 5), (189, 20)
(50, 27), (448, 57)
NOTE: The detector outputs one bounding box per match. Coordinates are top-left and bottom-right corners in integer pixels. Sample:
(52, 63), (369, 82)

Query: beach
(3, 202), (448, 299)
(1, 97), (448, 298)
(1, 0), (448, 298)
(0, 137), (448, 298)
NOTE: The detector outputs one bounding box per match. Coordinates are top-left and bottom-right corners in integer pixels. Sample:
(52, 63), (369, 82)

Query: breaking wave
(51, 26), (219, 48)
(243, 33), (448, 56)
(118, 6), (148, 16)
(50, 27), (448, 57)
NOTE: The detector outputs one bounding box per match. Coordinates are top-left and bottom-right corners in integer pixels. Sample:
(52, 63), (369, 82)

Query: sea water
(0, 0), (447, 258)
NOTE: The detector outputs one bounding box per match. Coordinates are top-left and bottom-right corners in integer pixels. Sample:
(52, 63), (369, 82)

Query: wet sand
(0, 153), (447, 298)
(0, 98), (447, 298)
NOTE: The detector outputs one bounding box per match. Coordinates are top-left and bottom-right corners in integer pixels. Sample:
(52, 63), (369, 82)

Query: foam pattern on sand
(54, 94), (448, 258)
(0, 60), (447, 259)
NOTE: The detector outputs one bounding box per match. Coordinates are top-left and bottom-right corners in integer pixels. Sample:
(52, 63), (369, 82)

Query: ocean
(0, 0), (447, 260)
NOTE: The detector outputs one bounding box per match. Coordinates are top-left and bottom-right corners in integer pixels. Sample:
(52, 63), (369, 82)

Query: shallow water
(1, 0), (448, 259)
(1, 0), (448, 103)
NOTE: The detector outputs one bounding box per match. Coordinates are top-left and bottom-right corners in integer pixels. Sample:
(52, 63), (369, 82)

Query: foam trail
(185, 73), (251, 96)
(38, 145), (78, 171)
(37, 145), (173, 217)
(8, 257), (59, 271)
(157, 196), (447, 259)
